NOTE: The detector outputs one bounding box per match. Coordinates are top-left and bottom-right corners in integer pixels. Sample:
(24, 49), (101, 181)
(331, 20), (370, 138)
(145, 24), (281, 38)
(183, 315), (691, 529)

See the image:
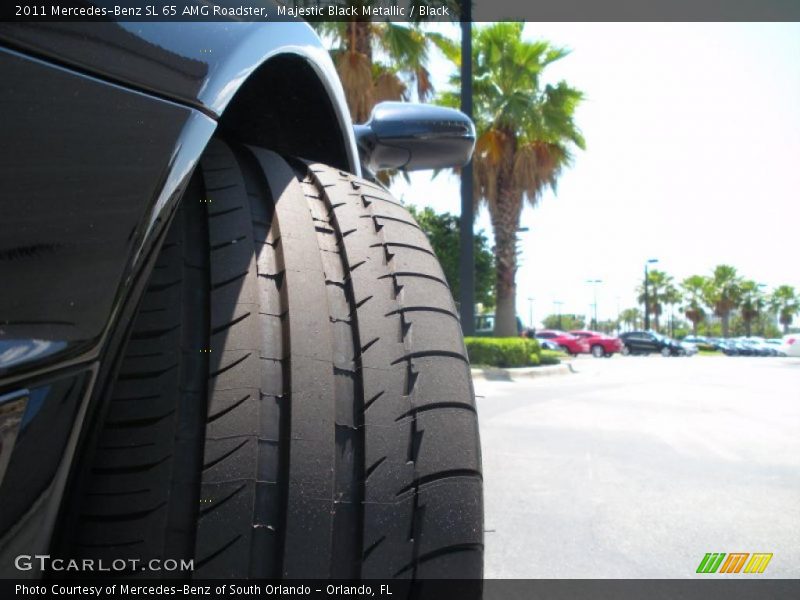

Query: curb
(470, 363), (575, 381)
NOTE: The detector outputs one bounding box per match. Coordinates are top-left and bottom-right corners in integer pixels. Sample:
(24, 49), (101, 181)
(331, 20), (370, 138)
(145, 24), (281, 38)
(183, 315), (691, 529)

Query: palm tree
(314, 6), (458, 123)
(619, 308), (642, 332)
(703, 265), (741, 338)
(637, 269), (677, 332)
(442, 23), (585, 335)
(681, 275), (708, 336)
(770, 285), (799, 334)
(739, 280), (766, 337)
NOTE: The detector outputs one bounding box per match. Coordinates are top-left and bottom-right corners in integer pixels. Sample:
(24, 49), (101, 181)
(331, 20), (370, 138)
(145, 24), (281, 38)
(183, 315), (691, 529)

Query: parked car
(535, 330), (591, 355)
(781, 333), (800, 357)
(729, 339), (756, 356)
(619, 330), (685, 356)
(682, 335), (718, 352)
(711, 338), (741, 356)
(737, 337), (775, 356)
(764, 339), (788, 357)
(538, 339), (563, 352)
(0, 21), (481, 580)
(569, 330), (623, 358)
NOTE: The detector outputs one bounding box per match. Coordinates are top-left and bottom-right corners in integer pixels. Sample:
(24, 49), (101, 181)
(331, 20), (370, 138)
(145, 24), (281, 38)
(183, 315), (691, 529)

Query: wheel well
(216, 54), (351, 171)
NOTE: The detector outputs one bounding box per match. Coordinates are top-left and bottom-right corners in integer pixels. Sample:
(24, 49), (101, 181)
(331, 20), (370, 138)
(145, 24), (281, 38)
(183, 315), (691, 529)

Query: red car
(535, 330), (590, 355)
(569, 330), (624, 358)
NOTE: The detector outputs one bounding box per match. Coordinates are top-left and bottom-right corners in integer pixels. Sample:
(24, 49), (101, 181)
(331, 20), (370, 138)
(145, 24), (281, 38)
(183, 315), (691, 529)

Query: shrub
(464, 337), (540, 367)
(539, 349), (563, 365)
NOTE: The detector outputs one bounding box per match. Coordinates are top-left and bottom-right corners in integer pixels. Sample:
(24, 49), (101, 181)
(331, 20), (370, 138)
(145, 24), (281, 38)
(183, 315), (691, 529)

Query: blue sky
(390, 23), (800, 327)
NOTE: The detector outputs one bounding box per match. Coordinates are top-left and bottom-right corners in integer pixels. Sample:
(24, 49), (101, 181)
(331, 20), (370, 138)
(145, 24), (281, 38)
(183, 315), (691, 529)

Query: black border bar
(3, 1), (800, 22)
(3, 579), (800, 600)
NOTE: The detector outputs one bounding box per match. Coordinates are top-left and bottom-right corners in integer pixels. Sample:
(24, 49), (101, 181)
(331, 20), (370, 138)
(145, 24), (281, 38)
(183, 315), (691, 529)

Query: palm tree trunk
(722, 313), (730, 338)
(490, 187), (520, 337)
(347, 21), (372, 59)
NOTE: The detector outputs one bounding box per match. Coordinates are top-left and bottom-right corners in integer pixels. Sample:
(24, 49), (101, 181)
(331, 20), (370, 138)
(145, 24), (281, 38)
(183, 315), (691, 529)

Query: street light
(757, 283), (768, 336)
(643, 259), (659, 330)
(527, 297), (534, 330)
(586, 279), (602, 330)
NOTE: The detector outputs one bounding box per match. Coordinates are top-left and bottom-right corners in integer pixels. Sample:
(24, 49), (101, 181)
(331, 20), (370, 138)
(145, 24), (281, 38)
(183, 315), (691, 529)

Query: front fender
(0, 20), (358, 170)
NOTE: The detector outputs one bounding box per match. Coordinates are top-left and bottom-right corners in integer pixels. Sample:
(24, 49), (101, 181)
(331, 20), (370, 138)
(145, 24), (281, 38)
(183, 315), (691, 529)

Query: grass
(698, 349), (722, 356)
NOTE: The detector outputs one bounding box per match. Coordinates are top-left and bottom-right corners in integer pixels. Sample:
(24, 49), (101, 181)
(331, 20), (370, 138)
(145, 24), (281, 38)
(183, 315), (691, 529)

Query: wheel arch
(215, 49), (357, 173)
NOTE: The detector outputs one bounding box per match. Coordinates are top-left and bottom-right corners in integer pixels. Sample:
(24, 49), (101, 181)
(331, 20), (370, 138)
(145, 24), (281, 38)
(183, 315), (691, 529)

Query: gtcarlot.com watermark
(14, 554), (194, 573)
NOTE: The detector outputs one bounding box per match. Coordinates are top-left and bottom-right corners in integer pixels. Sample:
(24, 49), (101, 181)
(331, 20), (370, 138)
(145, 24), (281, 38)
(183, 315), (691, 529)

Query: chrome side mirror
(354, 102), (475, 172)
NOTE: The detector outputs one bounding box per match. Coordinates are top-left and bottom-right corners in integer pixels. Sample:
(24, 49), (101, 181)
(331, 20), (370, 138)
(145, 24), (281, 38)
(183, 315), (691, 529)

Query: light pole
(527, 297), (534, 330)
(755, 283), (767, 336)
(586, 279), (602, 330)
(458, 1), (474, 335)
(553, 300), (564, 330)
(643, 258), (659, 330)
(670, 305), (675, 338)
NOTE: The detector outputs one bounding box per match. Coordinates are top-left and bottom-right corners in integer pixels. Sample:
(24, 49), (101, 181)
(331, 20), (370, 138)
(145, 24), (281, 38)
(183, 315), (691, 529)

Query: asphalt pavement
(476, 355), (800, 578)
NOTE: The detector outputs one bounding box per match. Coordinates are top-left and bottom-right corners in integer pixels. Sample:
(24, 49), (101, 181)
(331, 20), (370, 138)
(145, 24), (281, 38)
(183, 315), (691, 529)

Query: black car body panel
(0, 20), (357, 382)
(0, 46), (214, 380)
(0, 19), (358, 572)
(0, 370), (93, 578)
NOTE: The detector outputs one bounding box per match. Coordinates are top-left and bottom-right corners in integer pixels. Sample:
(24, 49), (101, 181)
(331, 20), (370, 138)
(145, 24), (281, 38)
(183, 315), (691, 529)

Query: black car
(724, 339), (755, 356)
(711, 339), (741, 356)
(0, 19), (482, 580)
(620, 330), (684, 356)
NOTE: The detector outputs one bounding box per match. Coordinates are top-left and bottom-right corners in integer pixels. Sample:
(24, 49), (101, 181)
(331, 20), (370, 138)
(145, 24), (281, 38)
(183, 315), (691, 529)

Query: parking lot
(477, 355), (800, 578)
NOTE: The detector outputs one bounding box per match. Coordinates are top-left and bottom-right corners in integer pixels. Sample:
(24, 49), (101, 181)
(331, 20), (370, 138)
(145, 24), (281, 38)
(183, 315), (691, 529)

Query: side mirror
(354, 102), (475, 173)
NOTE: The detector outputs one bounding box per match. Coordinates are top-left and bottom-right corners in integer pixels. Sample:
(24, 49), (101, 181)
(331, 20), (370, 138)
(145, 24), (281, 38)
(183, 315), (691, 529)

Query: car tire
(58, 140), (483, 581)
(660, 347), (671, 357)
(621, 345), (630, 356)
(591, 345), (604, 358)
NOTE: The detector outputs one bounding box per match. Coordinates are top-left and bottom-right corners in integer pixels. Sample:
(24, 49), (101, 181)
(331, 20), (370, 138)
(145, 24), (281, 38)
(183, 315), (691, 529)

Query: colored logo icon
(696, 553), (773, 574)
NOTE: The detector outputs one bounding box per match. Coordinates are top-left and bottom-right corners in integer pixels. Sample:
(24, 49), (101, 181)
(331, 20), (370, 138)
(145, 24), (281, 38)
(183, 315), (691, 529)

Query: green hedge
(464, 337), (540, 368)
(539, 349), (564, 366)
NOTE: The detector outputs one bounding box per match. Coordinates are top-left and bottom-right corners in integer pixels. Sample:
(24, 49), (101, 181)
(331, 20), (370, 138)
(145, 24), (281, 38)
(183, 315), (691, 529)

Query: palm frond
(427, 31), (461, 66)
(378, 23), (428, 71)
(416, 66), (433, 102)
